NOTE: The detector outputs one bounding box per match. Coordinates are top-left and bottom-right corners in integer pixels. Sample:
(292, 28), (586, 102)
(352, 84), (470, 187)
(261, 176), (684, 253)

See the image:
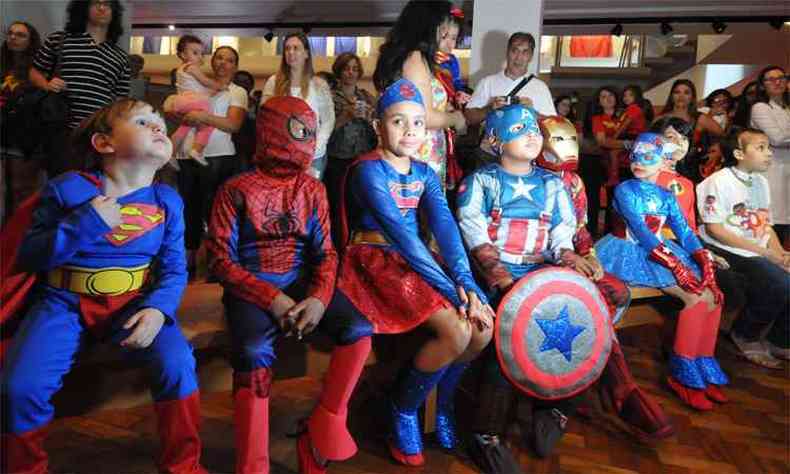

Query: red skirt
(337, 244), (451, 334)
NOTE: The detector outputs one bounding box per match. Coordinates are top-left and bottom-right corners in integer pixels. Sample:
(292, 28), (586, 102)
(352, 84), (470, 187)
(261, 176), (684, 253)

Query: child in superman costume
(595, 132), (728, 411)
(1, 99), (206, 474)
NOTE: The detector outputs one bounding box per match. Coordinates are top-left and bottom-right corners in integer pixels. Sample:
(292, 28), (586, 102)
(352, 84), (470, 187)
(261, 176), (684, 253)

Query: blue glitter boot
(435, 362), (469, 450)
(388, 364), (447, 466)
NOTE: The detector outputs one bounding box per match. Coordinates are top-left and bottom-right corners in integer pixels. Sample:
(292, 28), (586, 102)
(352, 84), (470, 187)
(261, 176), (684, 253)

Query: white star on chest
(510, 178), (536, 201)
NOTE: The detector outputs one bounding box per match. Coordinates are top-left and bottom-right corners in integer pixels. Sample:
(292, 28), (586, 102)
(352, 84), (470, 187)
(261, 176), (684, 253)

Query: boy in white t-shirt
(697, 127), (790, 366)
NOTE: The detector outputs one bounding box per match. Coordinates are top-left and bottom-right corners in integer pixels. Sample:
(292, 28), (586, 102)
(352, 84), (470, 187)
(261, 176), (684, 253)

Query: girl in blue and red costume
(1, 98), (206, 474)
(206, 96), (351, 474)
(331, 78), (495, 467)
(595, 132), (728, 411)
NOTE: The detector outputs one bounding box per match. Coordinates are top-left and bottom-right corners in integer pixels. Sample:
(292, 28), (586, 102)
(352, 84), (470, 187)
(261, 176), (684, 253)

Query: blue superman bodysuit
(1, 171), (198, 440)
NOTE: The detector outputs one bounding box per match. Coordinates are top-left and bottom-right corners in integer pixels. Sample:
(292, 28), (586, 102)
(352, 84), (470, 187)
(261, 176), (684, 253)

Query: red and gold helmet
(255, 96), (317, 178)
(536, 116), (579, 172)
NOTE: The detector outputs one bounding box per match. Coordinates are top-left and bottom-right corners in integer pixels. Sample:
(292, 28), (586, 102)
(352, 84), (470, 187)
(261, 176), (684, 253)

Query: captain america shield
(495, 267), (612, 400)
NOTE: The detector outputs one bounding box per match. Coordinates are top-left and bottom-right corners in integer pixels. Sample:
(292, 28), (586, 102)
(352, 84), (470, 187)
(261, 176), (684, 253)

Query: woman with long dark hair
(654, 79), (724, 182)
(1, 21), (42, 221)
(733, 81), (758, 127)
(750, 65), (790, 242)
(554, 95), (578, 123)
(373, 0), (468, 190)
(262, 33), (335, 179)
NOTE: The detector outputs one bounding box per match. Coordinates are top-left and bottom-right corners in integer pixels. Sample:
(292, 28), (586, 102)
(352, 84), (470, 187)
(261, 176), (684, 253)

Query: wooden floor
(40, 319), (790, 474)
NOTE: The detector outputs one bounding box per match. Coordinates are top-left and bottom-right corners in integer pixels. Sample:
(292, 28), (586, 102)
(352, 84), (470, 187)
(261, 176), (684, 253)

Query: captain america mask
(536, 116), (579, 172)
(256, 96), (317, 177)
(485, 104), (541, 157)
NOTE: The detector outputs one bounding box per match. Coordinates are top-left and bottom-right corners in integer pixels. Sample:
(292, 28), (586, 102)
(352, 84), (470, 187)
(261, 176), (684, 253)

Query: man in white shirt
(464, 32), (556, 163)
(465, 32), (556, 124)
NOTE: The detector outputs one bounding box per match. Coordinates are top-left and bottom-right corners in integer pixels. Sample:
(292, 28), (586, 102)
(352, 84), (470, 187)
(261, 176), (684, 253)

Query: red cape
(0, 172), (101, 362)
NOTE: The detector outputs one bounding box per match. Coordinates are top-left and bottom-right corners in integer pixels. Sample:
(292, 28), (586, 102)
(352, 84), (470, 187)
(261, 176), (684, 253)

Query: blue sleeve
(665, 189), (703, 253)
(448, 55), (466, 91)
(137, 188), (187, 323)
(352, 162), (463, 308)
(421, 167), (488, 305)
(613, 182), (662, 252)
(18, 181), (110, 272)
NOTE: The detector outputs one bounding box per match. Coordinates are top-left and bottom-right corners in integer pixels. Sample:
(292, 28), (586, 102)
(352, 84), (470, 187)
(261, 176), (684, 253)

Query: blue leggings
(223, 289), (374, 372)
(1, 287), (199, 435)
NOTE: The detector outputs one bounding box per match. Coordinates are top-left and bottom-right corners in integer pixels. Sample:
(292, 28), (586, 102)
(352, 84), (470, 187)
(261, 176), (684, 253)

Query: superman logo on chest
(105, 203), (165, 246)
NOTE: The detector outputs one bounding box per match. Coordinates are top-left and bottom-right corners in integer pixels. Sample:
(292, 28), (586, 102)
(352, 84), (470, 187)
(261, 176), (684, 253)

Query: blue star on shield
(536, 306), (585, 362)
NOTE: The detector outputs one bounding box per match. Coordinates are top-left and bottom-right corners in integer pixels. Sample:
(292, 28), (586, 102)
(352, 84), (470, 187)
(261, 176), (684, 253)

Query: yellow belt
(350, 230), (390, 246)
(46, 264), (150, 296)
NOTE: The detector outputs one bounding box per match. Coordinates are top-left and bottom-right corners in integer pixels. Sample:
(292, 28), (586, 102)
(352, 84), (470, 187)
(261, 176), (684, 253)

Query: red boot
(1, 427), (48, 474)
(705, 385), (728, 403)
(666, 376), (713, 411)
(233, 368), (273, 474)
(304, 337), (371, 463)
(154, 391), (208, 474)
(601, 342), (674, 441)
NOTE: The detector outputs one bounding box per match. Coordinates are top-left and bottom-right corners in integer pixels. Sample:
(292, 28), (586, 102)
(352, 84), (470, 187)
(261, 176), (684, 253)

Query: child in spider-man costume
(1, 99), (206, 474)
(207, 96), (362, 474)
(595, 132), (728, 411)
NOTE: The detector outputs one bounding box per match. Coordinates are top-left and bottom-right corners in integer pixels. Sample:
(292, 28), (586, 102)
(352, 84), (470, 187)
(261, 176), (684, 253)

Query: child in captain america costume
(595, 132), (728, 412)
(206, 95), (351, 474)
(457, 104), (581, 472)
(536, 116), (673, 441)
(1, 99), (206, 474)
(320, 78), (495, 468)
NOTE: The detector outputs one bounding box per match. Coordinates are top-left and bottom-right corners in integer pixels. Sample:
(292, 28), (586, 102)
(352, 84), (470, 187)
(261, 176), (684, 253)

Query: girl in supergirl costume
(595, 132), (728, 411)
(329, 78), (494, 467)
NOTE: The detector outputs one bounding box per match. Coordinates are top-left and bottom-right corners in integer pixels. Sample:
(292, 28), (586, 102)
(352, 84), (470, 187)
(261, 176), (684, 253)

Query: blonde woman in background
(262, 33), (335, 179)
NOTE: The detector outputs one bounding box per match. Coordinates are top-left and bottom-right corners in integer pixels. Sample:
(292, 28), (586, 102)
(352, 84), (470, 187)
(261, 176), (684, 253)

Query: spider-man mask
(255, 96), (317, 178)
(536, 116), (579, 172)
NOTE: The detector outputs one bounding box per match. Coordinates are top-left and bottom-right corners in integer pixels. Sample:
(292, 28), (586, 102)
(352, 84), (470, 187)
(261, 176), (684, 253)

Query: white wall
(645, 63), (761, 105)
(469, 0), (544, 87)
(1, 1), (132, 52)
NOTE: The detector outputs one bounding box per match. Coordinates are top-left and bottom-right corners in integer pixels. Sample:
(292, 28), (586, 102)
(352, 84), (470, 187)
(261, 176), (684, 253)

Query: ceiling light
(610, 23), (623, 36)
(264, 31), (274, 42)
(711, 20), (727, 34)
(769, 19), (783, 31)
(660, 22), (673, 36)
(168, 24), (175, 31)
(302, 25), (312, 35)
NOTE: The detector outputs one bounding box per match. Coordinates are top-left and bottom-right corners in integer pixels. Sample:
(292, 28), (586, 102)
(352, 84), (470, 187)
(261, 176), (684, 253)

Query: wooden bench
(52, 282), (375, 417)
